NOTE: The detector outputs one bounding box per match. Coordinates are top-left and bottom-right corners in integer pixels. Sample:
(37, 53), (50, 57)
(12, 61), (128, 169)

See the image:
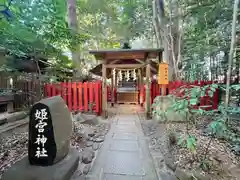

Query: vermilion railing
(148, 80), (219, 111)
(44, 81), (102, 115)
(44, 80), (220, 115)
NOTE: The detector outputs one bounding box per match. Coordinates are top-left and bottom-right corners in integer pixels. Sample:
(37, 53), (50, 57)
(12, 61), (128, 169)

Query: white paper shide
(34, 109), (48, 158)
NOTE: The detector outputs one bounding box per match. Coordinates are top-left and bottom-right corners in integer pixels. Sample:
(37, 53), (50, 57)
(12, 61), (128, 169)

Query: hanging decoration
(126, 70), (130, 81)
(112, 68), (116, 85)
(133, 69), (137, 80)
(119, 70), (122, 81)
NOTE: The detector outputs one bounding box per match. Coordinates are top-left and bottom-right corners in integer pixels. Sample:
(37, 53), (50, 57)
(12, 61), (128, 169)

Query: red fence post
(200, 80), (205, 108)
(89, 82), (94, 112)
(193, 80), (198, 109)
(67, 81), (72, 111)
(84, 82), (88, 112)
(47, 84), (51, 97)
(99, 81), (102, 115)
(95, 82), (100, 115)
(206, 81), (212, 110)
(52, 83), (56, 96)
(156, 83), (160, 96)
(72, 82), (77, 112)
(61, 82), (67, 103)
(55, 83), (60, 95)
(78, 82), (83, 112)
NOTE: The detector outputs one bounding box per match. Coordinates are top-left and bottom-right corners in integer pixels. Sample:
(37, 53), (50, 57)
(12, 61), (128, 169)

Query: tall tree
(67, 0), (81, 78)
(225, 0), (239, 107)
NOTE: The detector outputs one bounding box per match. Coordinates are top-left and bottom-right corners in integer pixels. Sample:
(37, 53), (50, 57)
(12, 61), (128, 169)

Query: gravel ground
(0, 113), (112, 179)
(170, 123), (240, 180)
(140, 118), (240, 180)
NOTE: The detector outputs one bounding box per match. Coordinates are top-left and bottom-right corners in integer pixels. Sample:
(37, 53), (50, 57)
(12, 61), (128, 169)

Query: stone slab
(117, 116), (137, 121)
(115, 125), (138, 133)
(117, 120), (135, 125)
(113, 133), (138, 141)
(2, 148), (79, 180)
(109, 140), (139, 151)
(104, 174), (143, 180)
(104, 151), (145, 176)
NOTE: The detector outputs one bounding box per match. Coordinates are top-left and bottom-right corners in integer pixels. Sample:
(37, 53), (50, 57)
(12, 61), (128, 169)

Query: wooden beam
(105, 64), (144, 68)
(135, 59), (146, 64)
(136, 58), (157, 73)
(109, 59), (121, 64)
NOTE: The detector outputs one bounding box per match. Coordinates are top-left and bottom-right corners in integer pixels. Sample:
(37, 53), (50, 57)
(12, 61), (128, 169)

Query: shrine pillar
(138, 68), (143, 106)
(102, 62), (107, 118)
(111, 69), (114, 107)
(145, 59), (151, 119)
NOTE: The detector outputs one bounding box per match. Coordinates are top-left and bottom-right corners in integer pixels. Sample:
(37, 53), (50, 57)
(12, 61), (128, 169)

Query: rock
(87, 137), (94, 141)
(75, 113), (85, 122)
(175, 168), (192, 180)
(81, 149), (95, 164)
(85, 141), (93, 147)
(164, 152), (176, 171)
(75, 113), (98, 125)
(84, 127), (95, 137)
(82, 164), (91, 175)
(1, 148), (79, 180)
(157, 157), (165, 169)
(77, 130), (88, 139)
(72, 169), (83, 179)
(88, 132), (95, 137)
(193, 171), (211, 180)
(92, 143), (99, 151)
(28, 96), (72, 166)
(93, 136), (104, 143)
(159, 172), (178, 180)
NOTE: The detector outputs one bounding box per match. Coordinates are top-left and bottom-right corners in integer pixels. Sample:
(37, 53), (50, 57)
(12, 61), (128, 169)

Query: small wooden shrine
(89, 43), (163, 118)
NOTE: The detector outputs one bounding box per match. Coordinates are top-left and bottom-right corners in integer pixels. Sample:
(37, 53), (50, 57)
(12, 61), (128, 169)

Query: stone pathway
(82, 105), (159, 180)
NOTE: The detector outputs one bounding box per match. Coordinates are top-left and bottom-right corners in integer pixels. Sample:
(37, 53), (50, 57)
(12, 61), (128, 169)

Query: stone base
(2, 148), (79, 180)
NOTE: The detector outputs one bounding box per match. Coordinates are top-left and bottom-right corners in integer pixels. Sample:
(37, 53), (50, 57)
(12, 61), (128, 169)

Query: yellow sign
(158, 63), (168, 85)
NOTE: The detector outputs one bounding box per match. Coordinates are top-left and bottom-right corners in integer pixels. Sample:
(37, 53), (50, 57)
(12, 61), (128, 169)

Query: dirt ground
(141, 118), (240, 180)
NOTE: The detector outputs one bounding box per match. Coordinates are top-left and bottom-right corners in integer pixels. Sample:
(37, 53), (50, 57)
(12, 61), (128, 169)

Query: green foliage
(153, 83), (240, 169)
(178, 134), (197, 153)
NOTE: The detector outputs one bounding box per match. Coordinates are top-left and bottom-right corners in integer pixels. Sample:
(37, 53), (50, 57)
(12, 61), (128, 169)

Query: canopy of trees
(0, 0), (239, 81)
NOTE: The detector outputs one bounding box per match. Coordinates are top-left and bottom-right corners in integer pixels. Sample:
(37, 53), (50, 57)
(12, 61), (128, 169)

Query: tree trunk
(67, 0), (81, 78)
(225, 0), (239, 107)
(152, 0), (162, 48)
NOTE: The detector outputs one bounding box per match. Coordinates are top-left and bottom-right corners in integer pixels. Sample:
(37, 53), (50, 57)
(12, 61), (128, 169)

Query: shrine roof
(89, 48), (163, 60)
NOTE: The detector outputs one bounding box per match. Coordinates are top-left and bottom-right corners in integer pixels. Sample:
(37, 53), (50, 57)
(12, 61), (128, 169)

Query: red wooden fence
(44, 80), (219, 115)
(149, 80), (219, 111)
(44, 81), (102, 115)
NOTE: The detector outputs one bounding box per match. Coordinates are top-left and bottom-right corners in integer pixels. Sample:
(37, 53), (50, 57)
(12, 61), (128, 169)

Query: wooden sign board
(158, 63), (169, 85)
